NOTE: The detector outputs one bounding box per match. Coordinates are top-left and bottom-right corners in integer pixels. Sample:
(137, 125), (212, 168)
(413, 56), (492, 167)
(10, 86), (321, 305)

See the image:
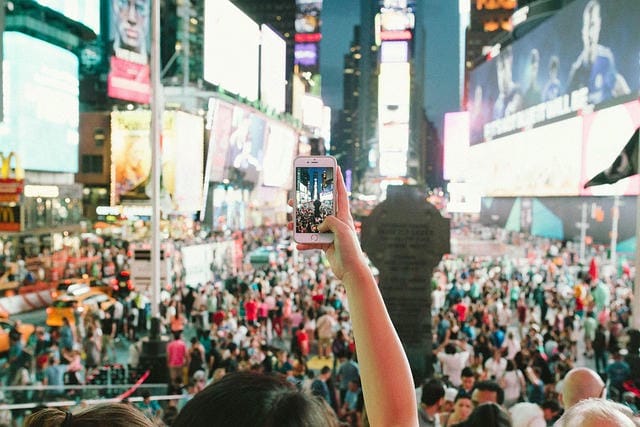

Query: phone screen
(295, 165), (335, 233)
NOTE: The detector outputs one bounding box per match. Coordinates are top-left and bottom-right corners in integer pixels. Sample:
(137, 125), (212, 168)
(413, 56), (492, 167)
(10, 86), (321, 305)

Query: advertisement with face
(468, 0), (640, 145)
(107, 0), (151, 103)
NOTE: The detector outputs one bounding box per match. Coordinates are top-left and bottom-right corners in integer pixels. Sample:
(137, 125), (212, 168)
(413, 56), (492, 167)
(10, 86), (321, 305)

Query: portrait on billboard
(295, 1), (322, 34)
(111, 0), (150, 64)
(111, 112), (152, 203)
(566, 0), (630, 104)
(224, 107), (266, 184)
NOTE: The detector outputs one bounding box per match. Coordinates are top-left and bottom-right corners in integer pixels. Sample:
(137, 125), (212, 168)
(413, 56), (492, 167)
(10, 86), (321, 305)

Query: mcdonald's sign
(0, 152), (24, 203)
(0, 205), (21, 232)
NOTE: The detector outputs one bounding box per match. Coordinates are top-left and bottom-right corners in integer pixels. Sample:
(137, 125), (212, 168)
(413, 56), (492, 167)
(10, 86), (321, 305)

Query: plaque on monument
(361, 185), (450, 381)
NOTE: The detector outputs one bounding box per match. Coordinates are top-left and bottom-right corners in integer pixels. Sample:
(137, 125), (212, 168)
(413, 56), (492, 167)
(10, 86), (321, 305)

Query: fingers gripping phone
(293, 155), (337, 244)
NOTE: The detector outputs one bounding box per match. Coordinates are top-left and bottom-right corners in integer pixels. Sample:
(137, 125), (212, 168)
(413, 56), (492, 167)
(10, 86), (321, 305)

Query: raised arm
(295, 166), (418, 427)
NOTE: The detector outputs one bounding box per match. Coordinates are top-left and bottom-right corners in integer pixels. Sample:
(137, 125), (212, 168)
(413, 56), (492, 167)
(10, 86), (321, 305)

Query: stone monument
(361, 185), (450, 382)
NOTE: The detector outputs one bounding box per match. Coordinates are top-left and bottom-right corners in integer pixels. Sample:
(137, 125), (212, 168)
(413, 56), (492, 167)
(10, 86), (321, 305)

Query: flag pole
(150, 0), (162, 320)
(634, 132), (640, 330)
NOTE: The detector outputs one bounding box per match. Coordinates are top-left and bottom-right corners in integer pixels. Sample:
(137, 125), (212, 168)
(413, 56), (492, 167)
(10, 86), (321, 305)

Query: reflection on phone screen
(295, 166), (334, 233)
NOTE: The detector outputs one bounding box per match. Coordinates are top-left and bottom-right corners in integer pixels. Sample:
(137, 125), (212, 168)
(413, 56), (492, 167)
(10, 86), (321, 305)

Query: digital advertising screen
(468, 0), (640, 145)
(206, 99), (235, 183)
(162, 112), (204, 213)
(204, 0), (260, 101)
(107, 0), (151, 103)
(262, 122), (297, 189)
(36, 0), (101, 34)
(260, 25), (287, 113)
(295, 0), (322, 34)
(0, 32), (79, 173)
(223, 107), (266, 184)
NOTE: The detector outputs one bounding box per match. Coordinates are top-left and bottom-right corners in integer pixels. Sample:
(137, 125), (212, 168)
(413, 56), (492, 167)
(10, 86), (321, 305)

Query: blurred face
(582, 2), (601, 54)
(454, 397), (473, 421)
(462, 376), (475, 391)
(113, 0), (149, 53)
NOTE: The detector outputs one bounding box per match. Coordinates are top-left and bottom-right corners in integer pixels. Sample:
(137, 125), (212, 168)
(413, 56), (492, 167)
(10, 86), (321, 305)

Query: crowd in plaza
(1, 195), (640, 425)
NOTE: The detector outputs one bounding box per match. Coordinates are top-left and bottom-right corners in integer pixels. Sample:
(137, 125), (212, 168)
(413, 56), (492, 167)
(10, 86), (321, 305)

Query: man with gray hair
(558, 367), (606, 409)
(555, 398), (639, 427)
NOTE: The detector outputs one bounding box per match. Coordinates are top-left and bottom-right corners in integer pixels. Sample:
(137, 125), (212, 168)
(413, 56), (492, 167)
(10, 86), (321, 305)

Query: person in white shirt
(501, 331), (521, 361)
(434, 340), (470, 387)
(484, 348), (508, 380)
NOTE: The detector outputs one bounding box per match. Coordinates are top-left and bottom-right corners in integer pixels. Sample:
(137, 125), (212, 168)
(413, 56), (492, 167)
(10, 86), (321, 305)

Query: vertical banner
(107, 0), (151, 103)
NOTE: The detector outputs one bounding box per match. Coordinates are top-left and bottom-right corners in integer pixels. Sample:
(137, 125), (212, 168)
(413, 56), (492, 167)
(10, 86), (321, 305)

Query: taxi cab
(46, 289), (116, 327)
(0, 317), (35, 356)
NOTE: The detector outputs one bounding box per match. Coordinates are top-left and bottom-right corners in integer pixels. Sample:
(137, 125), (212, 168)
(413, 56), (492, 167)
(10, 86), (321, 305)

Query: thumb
(317, 216), (339, 233)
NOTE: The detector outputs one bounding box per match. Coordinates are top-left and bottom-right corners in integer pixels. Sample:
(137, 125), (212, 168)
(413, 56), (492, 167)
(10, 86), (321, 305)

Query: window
(81, 155), (103, 174)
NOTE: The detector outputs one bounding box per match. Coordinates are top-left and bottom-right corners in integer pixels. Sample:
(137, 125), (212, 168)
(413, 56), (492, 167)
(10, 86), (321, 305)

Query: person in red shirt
(244, 295), (258, 326)
(295, 322), (310, 358)
(167, 331), (189, 385)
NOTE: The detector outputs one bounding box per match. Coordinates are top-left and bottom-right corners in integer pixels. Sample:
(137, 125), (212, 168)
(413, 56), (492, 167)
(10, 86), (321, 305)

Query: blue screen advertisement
(0, 32), (79, 173)
(468, 0), (640, 145)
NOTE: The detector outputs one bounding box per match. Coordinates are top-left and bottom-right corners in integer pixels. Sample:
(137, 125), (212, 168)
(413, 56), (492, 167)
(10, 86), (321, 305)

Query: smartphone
(293, 155), (337, 244)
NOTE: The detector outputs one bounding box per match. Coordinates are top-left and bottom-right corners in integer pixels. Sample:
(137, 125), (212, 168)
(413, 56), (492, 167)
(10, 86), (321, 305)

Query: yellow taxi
(46, 289), (116, 327)
(0, 317), (35, 356)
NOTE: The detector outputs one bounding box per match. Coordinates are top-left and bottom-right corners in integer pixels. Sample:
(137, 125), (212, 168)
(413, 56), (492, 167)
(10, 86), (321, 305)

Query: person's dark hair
(445, 343), (457, 354)
(24, 403), (153, 427)
(457, 402), (511, 427)
(173, 331), (181, 340)
(320, 366), (331, 375)
(505, 360), (515, 371)
(461, 367), (474, 378)
(173, 371), (339, 427)
(421, 379), (445, 406)
(541, 399), (561, 412)
(473, 380), (505, 405)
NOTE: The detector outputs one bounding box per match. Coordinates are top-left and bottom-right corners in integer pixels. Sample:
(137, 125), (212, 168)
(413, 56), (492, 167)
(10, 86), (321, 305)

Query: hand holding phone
(293, 155), (337, 244)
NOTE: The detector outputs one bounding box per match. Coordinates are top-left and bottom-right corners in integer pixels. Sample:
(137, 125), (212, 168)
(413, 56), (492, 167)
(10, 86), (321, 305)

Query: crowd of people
(0, 171), (639, 426)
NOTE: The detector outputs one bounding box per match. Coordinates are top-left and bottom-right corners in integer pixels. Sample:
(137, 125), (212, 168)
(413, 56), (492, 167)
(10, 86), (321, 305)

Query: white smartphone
(293, 155), (337, 244)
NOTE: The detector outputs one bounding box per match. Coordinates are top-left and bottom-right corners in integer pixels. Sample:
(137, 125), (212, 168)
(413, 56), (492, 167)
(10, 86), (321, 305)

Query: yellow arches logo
(0, 152), (24, 180)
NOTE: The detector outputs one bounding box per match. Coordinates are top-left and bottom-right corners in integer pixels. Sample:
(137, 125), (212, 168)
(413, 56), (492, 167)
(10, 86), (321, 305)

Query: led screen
(204, 0), (260, 101)
(107, 0), (151, 102)
(36, 0), (101, 34)
(468, 0), (640, 145)
(162, 112), (204, 213)
(262, 123), (297, 189)
(205, 99), (267, 185)
(443, 112), (470, 182)
(378, 62), (410, 177)
(464, 99), (640, 197)
(260, 25), (286, 113)
(295, 0), (322, 34)
(0, 32), (79, 173)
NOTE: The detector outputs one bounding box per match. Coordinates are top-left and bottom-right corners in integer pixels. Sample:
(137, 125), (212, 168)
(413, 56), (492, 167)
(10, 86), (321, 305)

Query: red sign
(294, 33), (322, 43)
(380, 30), (413, 41)
(0, 179), (23, 203)
(107, 56), (151, 104)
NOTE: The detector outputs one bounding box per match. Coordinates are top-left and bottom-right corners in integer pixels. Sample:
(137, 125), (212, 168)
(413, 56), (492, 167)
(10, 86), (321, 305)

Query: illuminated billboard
(468, 0), (640, 145)
(262, 123), (297, 189)
(295, 0), (322, 34)
(443, 112), (470, 182)
(260, 25), (287, 113)
(36, 0), (101, 34)
(107, 0), (150, 103)
(204, 0), (260, 101)
(378, 62), (410, 177)
(162, 112), (204, 213)
(464, 99), (640, 197)
(204, 98), (267, 185)
(0, 32), (79, 173)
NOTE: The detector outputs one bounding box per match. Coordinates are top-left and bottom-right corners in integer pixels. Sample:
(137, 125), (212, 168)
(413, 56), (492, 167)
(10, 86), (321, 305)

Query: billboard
(464, 99), (640, 197)
(295, 0), (322, 34)
(111, 111), (152, 203)
(36, 0), (101, 34)
(162, 112), (204, 213)
(262, 123), (297, 189)
(205, 99), (267, 185)
(107, 0), (151, 103)
(378, 62), (410, 177)
(204, 0), (260, 101)
(260, 25), (287, 113)
(0, 32), (79, 173)
(468, 0), (640, 145)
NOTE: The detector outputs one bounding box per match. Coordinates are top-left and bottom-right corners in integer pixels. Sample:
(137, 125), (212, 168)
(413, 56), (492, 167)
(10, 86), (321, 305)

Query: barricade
(0, 289), (53, 315)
